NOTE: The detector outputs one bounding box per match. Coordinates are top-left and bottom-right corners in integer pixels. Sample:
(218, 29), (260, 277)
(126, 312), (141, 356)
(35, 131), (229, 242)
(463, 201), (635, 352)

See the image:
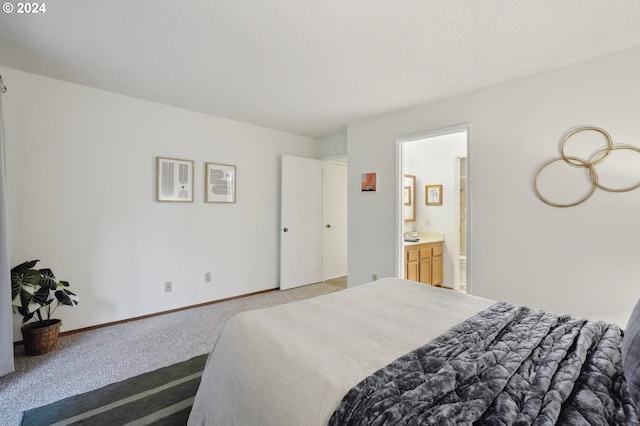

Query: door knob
(283, 227), (288, 232)
(325, 224), (331, 228)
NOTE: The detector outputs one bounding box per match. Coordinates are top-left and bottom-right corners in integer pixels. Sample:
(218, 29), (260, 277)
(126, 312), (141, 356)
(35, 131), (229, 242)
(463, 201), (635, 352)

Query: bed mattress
(188, 278), (494, 426)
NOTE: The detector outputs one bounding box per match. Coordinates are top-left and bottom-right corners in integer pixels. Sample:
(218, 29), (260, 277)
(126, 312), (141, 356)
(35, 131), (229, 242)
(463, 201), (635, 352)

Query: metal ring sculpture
(534, 126), (640, 207)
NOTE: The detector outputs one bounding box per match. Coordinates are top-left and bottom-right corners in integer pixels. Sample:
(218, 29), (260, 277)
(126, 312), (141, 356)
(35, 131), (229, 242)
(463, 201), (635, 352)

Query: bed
(188, 278), (640, 425)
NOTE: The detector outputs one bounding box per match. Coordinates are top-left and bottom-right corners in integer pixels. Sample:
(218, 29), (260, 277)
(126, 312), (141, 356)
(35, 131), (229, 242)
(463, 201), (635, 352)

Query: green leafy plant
(11, 259), (79, 324)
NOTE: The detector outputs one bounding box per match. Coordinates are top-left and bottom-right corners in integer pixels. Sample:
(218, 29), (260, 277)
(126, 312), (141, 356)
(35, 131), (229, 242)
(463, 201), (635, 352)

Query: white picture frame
(156, 157), (194, 202)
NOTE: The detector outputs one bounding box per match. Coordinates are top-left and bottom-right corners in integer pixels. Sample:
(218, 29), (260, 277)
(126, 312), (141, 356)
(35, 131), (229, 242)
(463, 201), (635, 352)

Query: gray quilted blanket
(329, 302), (638, 425)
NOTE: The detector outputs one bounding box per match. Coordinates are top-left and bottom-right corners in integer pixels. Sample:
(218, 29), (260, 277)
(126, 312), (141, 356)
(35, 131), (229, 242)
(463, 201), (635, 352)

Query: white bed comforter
(188, 278), (495, 426)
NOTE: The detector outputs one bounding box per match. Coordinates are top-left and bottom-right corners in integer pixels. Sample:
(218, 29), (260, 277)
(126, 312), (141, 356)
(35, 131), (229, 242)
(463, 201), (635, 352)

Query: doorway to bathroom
(397, 125), (469, 292)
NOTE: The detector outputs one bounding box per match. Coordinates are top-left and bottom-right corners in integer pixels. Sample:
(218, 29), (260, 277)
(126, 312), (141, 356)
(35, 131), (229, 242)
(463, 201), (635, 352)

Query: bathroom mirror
(403, 174), (416, 222)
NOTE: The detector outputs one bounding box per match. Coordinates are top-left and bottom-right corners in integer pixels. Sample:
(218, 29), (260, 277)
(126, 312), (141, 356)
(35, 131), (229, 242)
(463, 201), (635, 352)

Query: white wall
(348, 46), (640, 326)
(2, 67), (316, 340)
(315, 128), (347, 159)
(403, 132), (467, 288)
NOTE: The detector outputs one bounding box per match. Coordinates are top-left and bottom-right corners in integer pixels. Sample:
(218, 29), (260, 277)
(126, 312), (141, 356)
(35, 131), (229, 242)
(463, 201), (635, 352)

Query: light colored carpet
(0, 282), (342, 426)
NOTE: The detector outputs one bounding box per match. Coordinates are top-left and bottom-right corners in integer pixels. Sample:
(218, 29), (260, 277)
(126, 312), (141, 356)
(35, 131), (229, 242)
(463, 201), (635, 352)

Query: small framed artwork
(426, 184), (443, 206)
(361, 173), (377, 192)
(205, 162), (236, 203)
(156, 157), (194, 202)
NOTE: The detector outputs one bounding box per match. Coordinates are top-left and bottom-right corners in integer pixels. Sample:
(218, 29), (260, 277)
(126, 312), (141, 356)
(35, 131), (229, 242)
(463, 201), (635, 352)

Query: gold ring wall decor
(590, 144), (640, 193)
(559, 126), (613, 167)
(534, 126), (640, 207)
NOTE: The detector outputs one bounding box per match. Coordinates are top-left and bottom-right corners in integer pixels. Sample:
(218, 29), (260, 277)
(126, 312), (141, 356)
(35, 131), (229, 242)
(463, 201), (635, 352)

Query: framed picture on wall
(156, 157), (194, 202)
(426, 184), (443, 206)
(361, 173), (377, 192)
(205, 162), (236, 203)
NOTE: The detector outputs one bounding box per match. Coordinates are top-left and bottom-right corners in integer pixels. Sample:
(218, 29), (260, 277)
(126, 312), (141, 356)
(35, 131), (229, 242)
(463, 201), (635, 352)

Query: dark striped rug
(21, 354), (208, 426)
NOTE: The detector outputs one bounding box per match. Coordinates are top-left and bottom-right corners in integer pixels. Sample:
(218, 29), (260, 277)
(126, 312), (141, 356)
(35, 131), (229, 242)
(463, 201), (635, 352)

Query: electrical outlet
(204, 272), (211, 283)
(164, 281), (172, 292)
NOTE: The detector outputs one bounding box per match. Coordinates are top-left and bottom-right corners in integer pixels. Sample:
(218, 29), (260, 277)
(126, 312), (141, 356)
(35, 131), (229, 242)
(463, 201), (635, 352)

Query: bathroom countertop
(404, 232), (444, 246)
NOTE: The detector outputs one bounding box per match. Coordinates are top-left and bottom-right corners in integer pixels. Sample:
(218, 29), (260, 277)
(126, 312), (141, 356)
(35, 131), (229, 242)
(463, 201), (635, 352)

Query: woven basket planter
(21, 319), (62, 356)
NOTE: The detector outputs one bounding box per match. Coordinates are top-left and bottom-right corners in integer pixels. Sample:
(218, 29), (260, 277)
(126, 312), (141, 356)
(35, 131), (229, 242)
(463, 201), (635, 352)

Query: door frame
(395, 123), (471, 292)
(453, 155), (467, 288)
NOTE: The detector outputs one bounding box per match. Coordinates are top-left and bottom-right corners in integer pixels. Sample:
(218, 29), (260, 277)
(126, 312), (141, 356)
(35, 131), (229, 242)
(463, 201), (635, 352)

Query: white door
(280, 155), (323, 290)
(322, 161), (347, 280)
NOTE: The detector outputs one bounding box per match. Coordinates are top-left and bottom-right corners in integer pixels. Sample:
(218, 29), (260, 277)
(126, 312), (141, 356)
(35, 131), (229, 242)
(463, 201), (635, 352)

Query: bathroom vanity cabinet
(404, 241), (443, 286)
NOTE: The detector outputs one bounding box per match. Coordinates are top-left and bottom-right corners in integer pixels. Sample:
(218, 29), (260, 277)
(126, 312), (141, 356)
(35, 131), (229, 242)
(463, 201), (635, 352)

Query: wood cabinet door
(419, 258), (432, 285)
(406, 260), (419, 282)
(432, 255), (443, 285)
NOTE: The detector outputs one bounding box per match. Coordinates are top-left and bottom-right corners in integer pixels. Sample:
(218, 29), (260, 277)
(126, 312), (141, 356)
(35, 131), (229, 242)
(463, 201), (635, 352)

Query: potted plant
(11, 259), (79, 355)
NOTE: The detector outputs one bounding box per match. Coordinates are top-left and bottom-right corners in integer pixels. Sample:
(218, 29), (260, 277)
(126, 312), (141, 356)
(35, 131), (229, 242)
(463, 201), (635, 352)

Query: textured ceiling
(1, 1), (640, 137)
